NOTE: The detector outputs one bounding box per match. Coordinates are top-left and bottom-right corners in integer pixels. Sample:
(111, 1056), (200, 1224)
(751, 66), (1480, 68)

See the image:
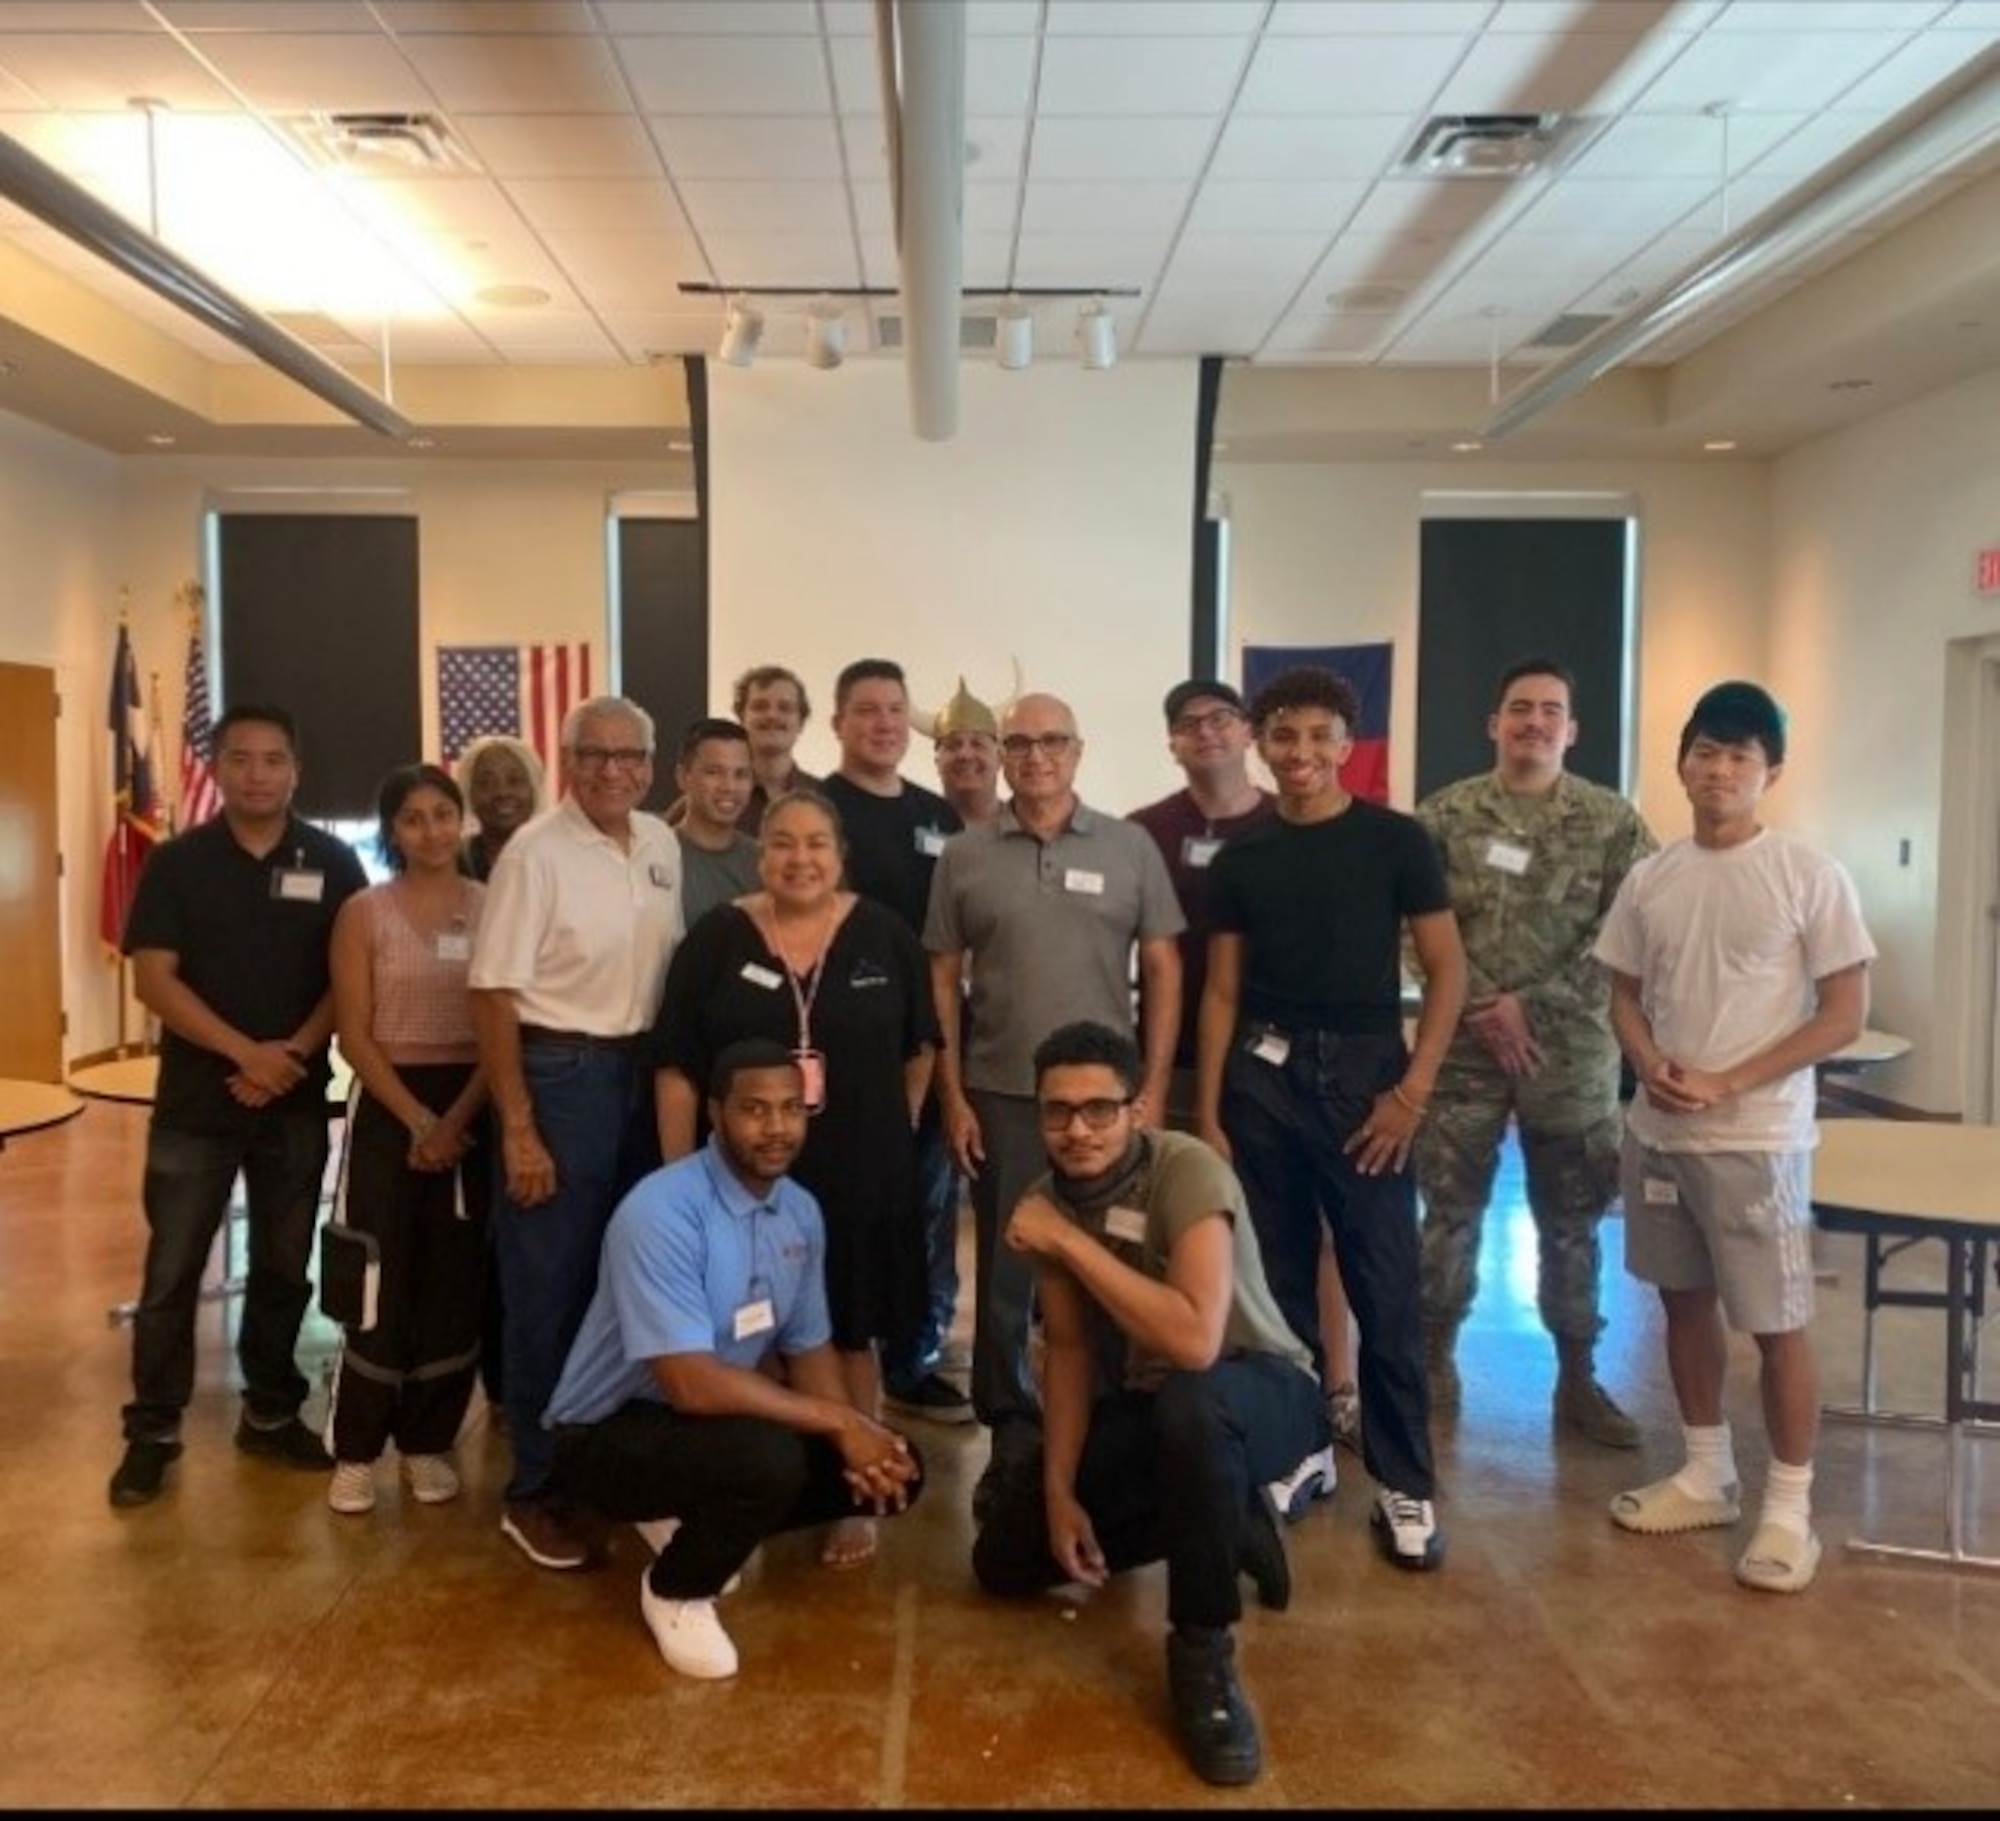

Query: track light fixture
(718, 296), (764, 368)
(995, 297), (1034, 371)
(804, 297), (847, 371)
(1078, 298), (1117, 372)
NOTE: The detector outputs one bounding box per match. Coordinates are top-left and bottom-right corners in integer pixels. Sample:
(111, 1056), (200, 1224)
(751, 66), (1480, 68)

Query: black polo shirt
(819, 772), (961, 936)
(122, 815), (368, 1131)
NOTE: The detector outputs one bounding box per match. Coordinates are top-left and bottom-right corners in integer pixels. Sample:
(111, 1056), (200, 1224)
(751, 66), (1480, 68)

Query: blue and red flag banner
(177, 618), (223, 830)
(99, 622), (164, 951)
(438, 642), (592, 781)
(1242, 641), (1394, 804)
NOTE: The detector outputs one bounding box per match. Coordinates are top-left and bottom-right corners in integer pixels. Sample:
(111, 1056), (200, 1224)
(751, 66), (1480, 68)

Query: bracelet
(1390, 1085), (1429, 1119)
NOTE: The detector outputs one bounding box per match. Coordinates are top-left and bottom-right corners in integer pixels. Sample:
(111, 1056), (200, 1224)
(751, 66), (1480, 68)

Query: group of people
(103, 647), (1872, 1788)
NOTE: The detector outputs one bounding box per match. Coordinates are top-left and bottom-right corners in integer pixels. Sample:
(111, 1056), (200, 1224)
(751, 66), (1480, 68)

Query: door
(0, 663), (63, 1081)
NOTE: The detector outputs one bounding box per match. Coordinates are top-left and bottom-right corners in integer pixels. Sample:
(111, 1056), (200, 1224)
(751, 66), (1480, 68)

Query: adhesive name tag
(435, 932), (472, 963)
(733, 1297), (776, 1341)
(1064, 868), (1105, 895)
(1104, 1206), (1148, 1245)
(273, 869), (325, 903)
(915, 827), (948, 857)
(648, 863), (675, 891)
(1484, 839), (1532, 876)
(1251, 1031), (1291, 1066)
(1643, 1178), (1679, 1205)
(741, 963), (784, 990)
(1181, 836), (1223, 869)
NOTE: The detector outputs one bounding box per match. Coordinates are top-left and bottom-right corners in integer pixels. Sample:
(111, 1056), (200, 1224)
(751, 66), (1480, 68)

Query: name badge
(1643, 1178), (1679, 1206)
(1064, 868), (1105, 896)
(436, 932), (471, 963)
(1104, 1206), (1148, 1245)
(1181, 835), (1223, 869)
(915, 826), (948, 858)
(1251, 1031), (1291, 1066)
(273, 869), (325, 903)
(1484, 838), (1531, 876)
(741, 963), (784, 990)
(733, 1298), (776, 1341)
(648, 863), (676, 891)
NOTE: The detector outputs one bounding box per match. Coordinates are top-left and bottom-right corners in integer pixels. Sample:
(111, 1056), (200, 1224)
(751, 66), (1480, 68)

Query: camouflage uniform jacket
(1415, 770), (1656, 1062)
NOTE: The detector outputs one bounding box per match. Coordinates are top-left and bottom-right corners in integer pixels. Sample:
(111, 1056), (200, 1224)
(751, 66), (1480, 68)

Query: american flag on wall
(177, 619), (224, 830)
(437, 643), (593, 778)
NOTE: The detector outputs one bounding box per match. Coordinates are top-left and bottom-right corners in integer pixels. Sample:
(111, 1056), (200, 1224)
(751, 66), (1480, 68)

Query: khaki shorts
(1619, 1134), (1815, 1335)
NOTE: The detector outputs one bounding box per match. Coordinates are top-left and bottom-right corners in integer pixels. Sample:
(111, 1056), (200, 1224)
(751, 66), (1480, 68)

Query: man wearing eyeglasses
(470, 694), (685, 1573)
(924, 692), (1184, 1515)
(973, 1021), (1322, 1787)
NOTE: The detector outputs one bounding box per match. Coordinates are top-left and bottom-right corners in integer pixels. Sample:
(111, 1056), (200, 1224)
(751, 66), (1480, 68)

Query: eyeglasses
(1171, 707), (1244, 737)
(570, 746), (652, 771)
(1000, 732), (1076, 759)
(1037, 1096), (1133, 1132)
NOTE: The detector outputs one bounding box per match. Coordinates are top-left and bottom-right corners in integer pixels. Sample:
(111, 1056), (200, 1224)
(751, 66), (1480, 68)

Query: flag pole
(110, 591), (132, 1053)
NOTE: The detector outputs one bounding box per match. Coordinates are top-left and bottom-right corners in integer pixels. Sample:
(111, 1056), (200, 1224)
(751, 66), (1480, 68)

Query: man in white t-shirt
(1593, 682), (1874, 1596)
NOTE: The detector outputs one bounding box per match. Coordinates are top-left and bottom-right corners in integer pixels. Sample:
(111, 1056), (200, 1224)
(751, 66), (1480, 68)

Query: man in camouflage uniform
(1413, 658), (1657, 1447)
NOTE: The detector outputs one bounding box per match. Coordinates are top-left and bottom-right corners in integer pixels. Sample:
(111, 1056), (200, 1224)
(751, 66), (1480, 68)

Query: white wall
(1767, 368), (2000, 1117)
(708, 359), (1200, 815)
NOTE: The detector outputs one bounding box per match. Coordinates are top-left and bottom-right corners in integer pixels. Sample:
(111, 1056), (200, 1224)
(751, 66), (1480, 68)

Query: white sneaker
(639, 1576), (739, 1680)
(327, 1461), (376, 1515)
(634, 1517), (743, 1595)
(1265, 1445), (1337, 1523)
(401, 1453), (460, 1505)
(1372, 1487), (1443, 1571)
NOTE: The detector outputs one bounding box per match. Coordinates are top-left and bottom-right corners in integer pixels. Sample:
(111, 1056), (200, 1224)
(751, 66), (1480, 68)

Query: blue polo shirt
(543, 1137), (830, 1427)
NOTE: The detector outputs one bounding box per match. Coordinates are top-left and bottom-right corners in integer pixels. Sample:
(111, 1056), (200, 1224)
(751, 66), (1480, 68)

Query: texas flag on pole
(437, 643), (593, 781)
(1242, 640), (1394, 804)
(99, 622), (165, 951)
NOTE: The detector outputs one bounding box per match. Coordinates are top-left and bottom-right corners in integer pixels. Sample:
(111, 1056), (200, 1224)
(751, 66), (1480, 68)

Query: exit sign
(1980, 547), (2000, 595)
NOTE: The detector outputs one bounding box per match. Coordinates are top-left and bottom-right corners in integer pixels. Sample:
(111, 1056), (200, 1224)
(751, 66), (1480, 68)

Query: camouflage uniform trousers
(1414, 1039), (1624, 1342)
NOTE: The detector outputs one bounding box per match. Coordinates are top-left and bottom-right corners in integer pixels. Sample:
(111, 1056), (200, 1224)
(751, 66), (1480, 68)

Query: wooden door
(0, 663), (62, 1081)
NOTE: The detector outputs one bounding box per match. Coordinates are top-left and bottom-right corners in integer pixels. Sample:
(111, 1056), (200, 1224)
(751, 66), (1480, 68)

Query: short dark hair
(213, 703), (299, 756)
(678, 716), (751, 767)
(1032, 1020), (1142, 1097)
(833, 658), (907, 713)
(731, 665), (810, 724)
(708, 1038), (801, 1102)
(375, 763), (462, 873)
(1494, 656), (1577, 711)
(1678, 681), (1787, 766)
(757, 785), (847, 846)
(1246, 665), (1360, 734)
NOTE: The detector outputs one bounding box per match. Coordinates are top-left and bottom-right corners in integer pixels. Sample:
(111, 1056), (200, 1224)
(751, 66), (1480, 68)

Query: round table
(71, 1050), (356, 1106)
(0, 1078), (84, 1145)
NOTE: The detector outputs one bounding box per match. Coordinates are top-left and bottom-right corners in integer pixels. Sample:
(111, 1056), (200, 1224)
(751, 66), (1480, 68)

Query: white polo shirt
(469, 795), (683, 1036)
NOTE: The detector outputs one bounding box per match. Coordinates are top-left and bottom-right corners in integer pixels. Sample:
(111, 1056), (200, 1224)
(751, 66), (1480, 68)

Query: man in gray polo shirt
(924, 690), (1183, 1509)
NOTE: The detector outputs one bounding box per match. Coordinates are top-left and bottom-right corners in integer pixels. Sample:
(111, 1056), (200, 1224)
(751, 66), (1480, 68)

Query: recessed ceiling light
(407, 435), (436, 449)
(1703, 439), (1738, 452)
(1451, 439), (1483, 453)
(475, 284), (552, 310)
(1211, 440), (1231, 454)
(144, 432), (176, 447)
(666, 438), (692, 453)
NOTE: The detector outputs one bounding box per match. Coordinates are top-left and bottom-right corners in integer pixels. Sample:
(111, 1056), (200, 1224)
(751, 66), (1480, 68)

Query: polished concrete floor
(4, 1098), (1998, 1808)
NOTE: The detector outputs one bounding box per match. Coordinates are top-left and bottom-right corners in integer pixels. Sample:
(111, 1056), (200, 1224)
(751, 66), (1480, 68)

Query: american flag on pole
(177, 618), (223, 830)
(98, 621), (164, 951)
(438, 643), (593, 778)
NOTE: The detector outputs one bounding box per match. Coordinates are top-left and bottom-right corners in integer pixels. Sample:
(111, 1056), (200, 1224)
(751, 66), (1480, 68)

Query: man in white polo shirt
(470, 693), (684, 1572)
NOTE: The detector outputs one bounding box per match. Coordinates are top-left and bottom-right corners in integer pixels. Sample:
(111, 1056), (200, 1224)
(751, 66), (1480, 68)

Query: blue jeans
(883, 1110), (960, 1389)
(122, 1112), (330, 1442)
(495, 1041), (655, 1502)
(1221, 1026), (1436, 1500)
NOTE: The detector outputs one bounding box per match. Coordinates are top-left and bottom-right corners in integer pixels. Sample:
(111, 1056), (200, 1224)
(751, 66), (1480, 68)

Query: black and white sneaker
(1264, 1444), (1336, 1523)
(1371, 1487), (1443, 1571)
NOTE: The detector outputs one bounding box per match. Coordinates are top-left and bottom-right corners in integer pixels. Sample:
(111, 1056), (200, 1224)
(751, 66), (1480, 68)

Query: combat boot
(1554, 1336), (1641, 1448)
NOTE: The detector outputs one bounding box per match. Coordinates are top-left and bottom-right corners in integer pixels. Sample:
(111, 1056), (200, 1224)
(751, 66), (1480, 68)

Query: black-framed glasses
(1037, 1096), (1133, 1132)
(570, 745), (652, 770)
(1171, 707), (1244, 737)
(1000, 732), (1076, 759)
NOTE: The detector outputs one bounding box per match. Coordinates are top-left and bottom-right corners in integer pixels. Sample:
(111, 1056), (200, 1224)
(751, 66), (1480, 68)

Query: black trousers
(971, 1354), (1323, 1631)
(552, 1400), (927, 1598)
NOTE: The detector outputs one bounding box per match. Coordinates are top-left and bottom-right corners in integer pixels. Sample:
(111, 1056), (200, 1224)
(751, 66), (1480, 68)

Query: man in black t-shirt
(110, 704), (368, 1509)
(1196, 667), (1467, 1573)
(818, 658), (970, 1426)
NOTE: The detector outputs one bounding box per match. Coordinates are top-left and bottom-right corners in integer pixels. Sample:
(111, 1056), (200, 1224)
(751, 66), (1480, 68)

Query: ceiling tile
(1020, 179), (1192, 233)
(1838, 29), (1997, 109)
(372, 2), (600, 31)
(649, 114), (844, 181)
(1163, 231), (1328, 289)
(1432, 27), (1651, 114)
(1136, 303), (1282, 353)
(1304, 229), (1455, 289)
(1512, 174), (1713, 235)
(1208, 113), (1415, 180)
(1739, 109), (1891, 179)
(1344, 177), (1514, 238)
(1029, 115), (1219, 181)
(1259, 313), (1399, 359)
(858, 230), (1021, 289)
(507, 176), (689, 235)
(396, 31), (628, 112)
(450, 113), (661, 179)
(1709, 1), (1954, 29)
(614, 35), (831, 115)
(0, 32), (236, 109)
(1012, 230), (1173, 286)
(538, 229), (711, 306)
(1047, 1), (1266, 36)
(834, 113), (1030, 182)
(1237, 31), (1475, 113)
(594, 0), (818, 31)
(1185, 178), (1370, 232)
(695, 231), (860, 288)
(1631, 29), (1920, 113)
(1267, 1), (1493, 31)
(188, 33), (439, 115)
(163, 2), (377, 28)
(676, 179), (849, 234)
(1565, 110), (1806, 180)
(1037, 36), (1252, 115)
(826, 34), (1035, 116)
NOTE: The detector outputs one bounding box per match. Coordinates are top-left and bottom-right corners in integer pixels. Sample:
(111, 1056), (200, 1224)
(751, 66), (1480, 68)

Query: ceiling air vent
(1402, 113), (1577, 178)
(875, 313), (999, 352)
(295, 111), (472, 172)
(1525, 311), (1615, 349)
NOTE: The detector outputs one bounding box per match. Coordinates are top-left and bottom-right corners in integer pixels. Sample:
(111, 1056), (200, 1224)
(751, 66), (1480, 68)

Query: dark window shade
(617, 516), (706, 811)
(1416, 518), (1631, 802)
(217, 514), (420, 819)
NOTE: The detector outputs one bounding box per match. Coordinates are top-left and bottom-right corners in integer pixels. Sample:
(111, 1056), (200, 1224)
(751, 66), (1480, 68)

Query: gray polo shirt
(923, 800), (1185, 1096)
(676, 829), (761, 929)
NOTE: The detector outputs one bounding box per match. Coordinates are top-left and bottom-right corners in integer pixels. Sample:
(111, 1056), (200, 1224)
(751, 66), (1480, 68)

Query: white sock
(1671, 1423), (1738, 1502)
(1759, 1459), (1814, 1540)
